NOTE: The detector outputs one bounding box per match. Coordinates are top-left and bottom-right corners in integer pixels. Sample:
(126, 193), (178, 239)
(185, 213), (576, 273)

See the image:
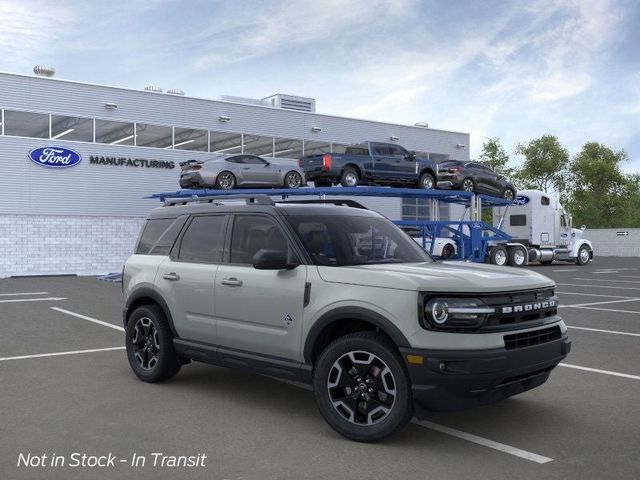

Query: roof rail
(277, 199), (368, 209)
(163, 194), (275, 207)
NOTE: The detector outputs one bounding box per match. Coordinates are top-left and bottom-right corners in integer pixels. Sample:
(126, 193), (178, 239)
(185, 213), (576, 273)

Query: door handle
(163, 272), (180, 281)
(221, 277), (243, 287)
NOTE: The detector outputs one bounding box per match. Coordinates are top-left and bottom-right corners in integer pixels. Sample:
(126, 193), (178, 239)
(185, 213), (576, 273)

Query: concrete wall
(585, 228), (640, 257)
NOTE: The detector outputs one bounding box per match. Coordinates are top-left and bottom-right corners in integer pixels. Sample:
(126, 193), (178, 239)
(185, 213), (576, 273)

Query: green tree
(515, 135), (570, 193)
(567, 142), (629, 228)
(478, 137), (514, 177)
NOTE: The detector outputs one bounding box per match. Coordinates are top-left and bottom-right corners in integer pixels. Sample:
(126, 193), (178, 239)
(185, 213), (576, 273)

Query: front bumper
(400, 335), (571, 414)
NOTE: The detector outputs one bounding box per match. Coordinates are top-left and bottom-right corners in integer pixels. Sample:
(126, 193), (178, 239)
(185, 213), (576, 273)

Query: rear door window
(177, 215), (228, 263)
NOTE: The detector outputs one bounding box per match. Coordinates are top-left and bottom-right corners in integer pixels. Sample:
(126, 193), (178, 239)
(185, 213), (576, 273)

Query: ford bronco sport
(122, 195), (571, 442)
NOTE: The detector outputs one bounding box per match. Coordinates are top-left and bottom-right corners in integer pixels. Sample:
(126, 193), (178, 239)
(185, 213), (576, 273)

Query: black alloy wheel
(313, 332), (413, 442)
(125, 305), (181, 383)
(441, 243), (455, 259)
(284, 171), (303, 189)
(216, 171), (236, 189)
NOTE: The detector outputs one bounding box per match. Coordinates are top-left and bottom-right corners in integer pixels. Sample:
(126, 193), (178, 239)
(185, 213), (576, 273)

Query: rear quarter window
(135, 218), (174, 255)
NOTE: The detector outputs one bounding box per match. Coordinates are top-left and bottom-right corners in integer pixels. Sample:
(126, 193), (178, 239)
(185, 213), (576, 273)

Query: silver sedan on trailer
(179, 154), (307, 190)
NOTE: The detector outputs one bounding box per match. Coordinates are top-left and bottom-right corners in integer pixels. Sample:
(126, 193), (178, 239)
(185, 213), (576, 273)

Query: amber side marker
(406, 354), (424, 365)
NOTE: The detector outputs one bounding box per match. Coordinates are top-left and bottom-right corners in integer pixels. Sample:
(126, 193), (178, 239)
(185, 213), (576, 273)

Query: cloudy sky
(1, 0), (639, 170)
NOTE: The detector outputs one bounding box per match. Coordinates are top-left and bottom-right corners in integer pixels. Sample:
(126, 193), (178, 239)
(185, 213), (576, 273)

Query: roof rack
(163, 194), (275, 207)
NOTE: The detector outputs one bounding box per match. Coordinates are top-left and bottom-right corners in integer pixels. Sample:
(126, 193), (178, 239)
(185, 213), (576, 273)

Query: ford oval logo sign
(514, 195), (530, 206)
(28, 146), (82, 168)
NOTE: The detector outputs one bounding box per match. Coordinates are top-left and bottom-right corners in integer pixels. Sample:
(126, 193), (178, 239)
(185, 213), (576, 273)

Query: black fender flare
(303, 306), (411, 364)
(124, 286), (179, 337)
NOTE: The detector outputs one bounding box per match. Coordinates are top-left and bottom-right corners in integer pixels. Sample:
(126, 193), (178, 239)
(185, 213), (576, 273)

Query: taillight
(449, 167), (462, 173)
(192, 164), (202, 171)
(297, 159), (301, 167)
(322, 154), (331, 170)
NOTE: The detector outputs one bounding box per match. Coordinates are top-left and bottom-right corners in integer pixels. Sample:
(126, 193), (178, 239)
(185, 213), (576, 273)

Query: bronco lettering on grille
(501, 299), (556, 314)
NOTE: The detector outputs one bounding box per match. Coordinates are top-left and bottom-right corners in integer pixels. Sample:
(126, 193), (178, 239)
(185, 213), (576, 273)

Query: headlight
(424, 297), (494, 329)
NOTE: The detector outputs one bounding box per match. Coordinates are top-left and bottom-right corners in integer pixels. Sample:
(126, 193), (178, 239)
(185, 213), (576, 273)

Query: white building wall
(0, 215), (144, 276)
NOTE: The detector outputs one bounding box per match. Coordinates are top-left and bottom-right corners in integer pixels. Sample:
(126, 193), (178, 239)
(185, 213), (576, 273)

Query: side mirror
(404, 153), (416, 161)
(252, 249), (298, 270)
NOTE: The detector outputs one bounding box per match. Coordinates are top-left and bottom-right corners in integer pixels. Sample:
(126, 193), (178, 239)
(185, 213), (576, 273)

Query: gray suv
(122, 195), (571, 442)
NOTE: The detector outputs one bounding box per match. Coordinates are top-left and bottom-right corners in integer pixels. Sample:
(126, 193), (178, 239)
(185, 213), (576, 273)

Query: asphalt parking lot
(1, 258), (639, 480)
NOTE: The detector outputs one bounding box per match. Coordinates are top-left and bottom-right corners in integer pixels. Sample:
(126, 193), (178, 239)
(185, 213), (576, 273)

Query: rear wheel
(215, 171), (236, 189)
(313, 332), (413, 442)
(418, 172), (435, 189)
(508, 245), (527, 267)
(284, 171), (303, 189)
(125, 305), (181, 383)
(489, 245), (508, 266)
(340, 168), (359, 187)
(461, 178), (475, 192)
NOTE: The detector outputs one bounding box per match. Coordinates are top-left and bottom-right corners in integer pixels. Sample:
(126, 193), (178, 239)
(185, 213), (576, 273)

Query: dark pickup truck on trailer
(298, 141), (439, 189)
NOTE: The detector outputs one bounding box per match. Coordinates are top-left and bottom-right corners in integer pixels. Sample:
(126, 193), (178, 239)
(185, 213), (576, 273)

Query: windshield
(285, 215), (433, 266)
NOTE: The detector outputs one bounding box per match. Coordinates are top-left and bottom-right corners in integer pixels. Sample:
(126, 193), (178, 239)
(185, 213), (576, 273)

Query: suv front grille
(504, 325), (561, 350)
(481, 288), (558, 330)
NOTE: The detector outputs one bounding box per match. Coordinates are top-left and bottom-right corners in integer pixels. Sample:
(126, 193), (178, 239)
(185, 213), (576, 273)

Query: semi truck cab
(491, 189), (593, 266)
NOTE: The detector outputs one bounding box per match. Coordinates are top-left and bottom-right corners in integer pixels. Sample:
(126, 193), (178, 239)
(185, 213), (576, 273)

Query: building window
(3, 110), (49, 138)
(273, 137), (303, 159)
(331, 143), (349, 154)
(95, 119), (135, 145)
(210, 131), (243, 154)
(135, 123), (172, 149)
(243, 134), (274, 156)
(51, 115), (94, 142)
(303, 140), (330, 156)
(401, 199), (450, 222)
(173, 127), (208, 151)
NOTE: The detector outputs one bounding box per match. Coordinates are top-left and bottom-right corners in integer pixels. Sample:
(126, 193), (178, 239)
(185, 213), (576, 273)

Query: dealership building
(0, 69), (470, 277)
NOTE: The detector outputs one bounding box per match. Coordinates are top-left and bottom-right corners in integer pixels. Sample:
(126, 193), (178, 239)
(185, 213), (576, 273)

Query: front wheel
(576, 245), (591, 265)
(441, 243), (455, 259)
(502, 187), (515, 200)
(125, 305), (181, 383)
(418, 172), (435, 189)
(461, 178), (475, 192)
(313, 332), (413, 442)
(284, 171), (303, 189)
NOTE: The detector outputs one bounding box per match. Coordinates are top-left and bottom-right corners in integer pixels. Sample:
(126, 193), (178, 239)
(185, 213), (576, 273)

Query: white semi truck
(489, 189), (594, 267)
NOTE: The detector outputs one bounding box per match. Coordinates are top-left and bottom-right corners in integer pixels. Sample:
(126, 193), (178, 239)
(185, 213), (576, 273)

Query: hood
(317, 261), (554, 293)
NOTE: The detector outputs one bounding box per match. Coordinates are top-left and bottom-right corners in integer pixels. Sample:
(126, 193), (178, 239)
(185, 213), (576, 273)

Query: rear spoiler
(179, 159), (204, 167)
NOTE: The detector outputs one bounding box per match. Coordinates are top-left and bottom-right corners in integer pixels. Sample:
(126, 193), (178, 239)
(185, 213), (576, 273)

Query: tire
(125, 305), (181, 383)
(502, 187), (515, 200)
(284, 170), (303, 189)
(507, 245), (527, 267)
(489, 245), (508, 266)
(461, 178), (475, 192)
(576, 245), (591, 265)
(314, 178), (332, 187)
(340, 168), (359, 187)
(313, 332), (413, 442)
(441, 243), (455, 259)
(418, 172), (435, 189)
(215, 171), (236, 190)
